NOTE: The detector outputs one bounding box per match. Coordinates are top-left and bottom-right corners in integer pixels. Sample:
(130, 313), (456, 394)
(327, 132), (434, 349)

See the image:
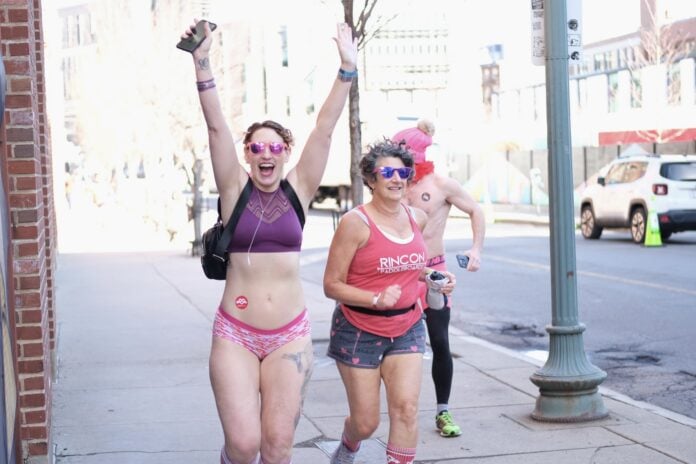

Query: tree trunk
(191, 158), (204, 255)
(348, 77), (363, 207)
(343, 0), (364, 207)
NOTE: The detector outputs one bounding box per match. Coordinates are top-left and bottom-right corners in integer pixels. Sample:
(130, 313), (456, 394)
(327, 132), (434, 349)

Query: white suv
(579, 154), (696, 243)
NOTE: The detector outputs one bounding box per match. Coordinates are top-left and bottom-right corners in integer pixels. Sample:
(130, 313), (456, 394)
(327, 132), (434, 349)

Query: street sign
(531, 0), (583, 66)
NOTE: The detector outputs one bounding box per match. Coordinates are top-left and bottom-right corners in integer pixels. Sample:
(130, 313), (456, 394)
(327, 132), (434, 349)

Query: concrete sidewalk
(50, 247), (696, 464)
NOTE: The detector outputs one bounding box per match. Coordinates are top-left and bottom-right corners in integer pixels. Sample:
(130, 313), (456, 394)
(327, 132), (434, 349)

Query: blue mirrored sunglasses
(247, 141), (286, 155)
(374, 166), (413, 180)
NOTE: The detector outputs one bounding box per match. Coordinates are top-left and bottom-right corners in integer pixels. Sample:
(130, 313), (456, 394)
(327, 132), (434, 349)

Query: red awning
(599, 128), (696, 145)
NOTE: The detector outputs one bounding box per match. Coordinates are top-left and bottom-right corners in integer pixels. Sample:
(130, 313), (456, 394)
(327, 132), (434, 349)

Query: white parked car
(579, 154), (696, 243)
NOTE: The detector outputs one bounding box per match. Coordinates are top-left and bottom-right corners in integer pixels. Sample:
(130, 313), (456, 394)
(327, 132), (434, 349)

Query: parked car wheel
(580, 205), (602, 239)
(630, 207), (647, 244)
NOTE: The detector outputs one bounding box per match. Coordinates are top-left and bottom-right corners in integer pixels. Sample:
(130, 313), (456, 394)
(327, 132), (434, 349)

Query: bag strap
(280, 179), (306, 229)
(212, 177), (305, 260)
(213, 177), (253, 260)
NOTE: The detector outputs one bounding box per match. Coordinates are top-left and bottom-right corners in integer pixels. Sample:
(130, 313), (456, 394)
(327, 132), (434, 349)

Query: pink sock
(386, 443), (416, 464)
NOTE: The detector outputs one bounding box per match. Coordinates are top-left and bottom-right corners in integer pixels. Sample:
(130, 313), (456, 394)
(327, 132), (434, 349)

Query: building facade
(489, 0), (695, 149)
(0, 0), (57, 462)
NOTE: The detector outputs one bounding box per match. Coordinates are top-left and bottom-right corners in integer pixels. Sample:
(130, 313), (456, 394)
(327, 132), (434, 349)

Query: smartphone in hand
(176, 19), (217, 53)
(456, 254), (469, 269)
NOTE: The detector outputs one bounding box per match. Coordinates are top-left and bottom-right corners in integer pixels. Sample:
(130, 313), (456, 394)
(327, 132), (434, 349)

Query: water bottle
(425, 271), (449, 310)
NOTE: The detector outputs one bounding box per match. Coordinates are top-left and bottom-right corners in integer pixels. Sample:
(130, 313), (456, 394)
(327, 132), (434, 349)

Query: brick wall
(1, 0), (56, 461)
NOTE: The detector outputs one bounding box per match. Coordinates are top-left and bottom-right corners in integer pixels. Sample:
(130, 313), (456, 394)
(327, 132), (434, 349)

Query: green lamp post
(529, 0), (608, 422)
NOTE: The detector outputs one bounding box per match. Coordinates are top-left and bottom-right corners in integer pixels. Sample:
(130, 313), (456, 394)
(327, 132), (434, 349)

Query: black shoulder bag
(200, 178), (305, 280)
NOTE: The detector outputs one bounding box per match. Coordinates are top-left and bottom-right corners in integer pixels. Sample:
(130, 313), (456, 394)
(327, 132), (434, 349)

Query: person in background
(393, 120), (485, 437)
(323, 139), (457, 464)
(181, 19), (357, 464)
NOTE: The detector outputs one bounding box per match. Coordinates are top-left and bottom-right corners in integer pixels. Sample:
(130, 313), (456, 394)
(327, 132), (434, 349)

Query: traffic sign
(531, 0), (583, 65)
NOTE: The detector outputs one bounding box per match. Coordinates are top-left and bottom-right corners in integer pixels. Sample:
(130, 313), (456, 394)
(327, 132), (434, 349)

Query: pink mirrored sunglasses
(246, 141), (286, 156)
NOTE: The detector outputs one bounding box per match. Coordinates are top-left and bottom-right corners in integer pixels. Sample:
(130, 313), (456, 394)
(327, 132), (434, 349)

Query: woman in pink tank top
(181, 19), (358, 464)
(324, 140), (457, 464)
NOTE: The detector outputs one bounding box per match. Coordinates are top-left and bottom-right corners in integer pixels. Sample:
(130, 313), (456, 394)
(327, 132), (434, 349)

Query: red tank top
(341, 204), (427, 337)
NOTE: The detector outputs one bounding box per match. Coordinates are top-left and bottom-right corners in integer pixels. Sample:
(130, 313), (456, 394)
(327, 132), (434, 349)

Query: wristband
(197, 79), (216, 91)
(338, 68), (358, 82)
(372, 293), (381, 308)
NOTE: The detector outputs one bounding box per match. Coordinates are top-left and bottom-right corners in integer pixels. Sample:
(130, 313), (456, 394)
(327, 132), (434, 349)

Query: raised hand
(333, 23), (358, 71)
(179, 18), (214, 59)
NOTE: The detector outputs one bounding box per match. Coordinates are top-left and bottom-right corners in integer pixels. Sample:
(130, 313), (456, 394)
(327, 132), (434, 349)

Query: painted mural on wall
(463, 153), (550, 205)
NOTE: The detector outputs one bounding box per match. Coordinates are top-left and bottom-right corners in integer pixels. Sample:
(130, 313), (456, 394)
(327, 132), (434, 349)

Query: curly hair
(359, 138), (414, 188)
(243, 120), (294, 146)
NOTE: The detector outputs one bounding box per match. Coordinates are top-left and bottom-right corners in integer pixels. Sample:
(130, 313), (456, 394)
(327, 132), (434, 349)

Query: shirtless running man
(394, 119), (486, 437)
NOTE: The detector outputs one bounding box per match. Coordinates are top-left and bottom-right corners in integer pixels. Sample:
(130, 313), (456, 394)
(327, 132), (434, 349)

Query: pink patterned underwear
(213, 307), (310, 360)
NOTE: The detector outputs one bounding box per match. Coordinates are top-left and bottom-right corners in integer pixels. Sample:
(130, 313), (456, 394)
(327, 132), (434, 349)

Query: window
(608, 72), (619, 113)
(62, 56), (76, 100)
(481, 64), (499, 110)
(593, 53), (604, 72)
(618, 48), (627, 67)
(660, 162), (696, 180)
(279, 26), (288, 67)
(630, 72), (642, 108)
(605, 163), (627, 184)
(61, 11), (92, 48)
(667, 62), (681, 105)
(623, 162), (647, 182)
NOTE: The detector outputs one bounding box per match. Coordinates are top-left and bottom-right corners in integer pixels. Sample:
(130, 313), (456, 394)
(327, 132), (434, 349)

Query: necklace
(247, 187), (279, 265)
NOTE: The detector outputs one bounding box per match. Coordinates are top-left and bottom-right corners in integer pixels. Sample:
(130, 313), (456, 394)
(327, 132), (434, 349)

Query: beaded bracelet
(197, 78), (216, 92)
(337, 68), (358, 82)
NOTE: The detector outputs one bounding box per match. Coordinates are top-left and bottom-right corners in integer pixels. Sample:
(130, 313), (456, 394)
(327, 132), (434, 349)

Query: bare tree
(340, 0), (397, 206)
(66, 0), (243, 249)
(147, 2), (222, 252)
(621, 1), (695, 143)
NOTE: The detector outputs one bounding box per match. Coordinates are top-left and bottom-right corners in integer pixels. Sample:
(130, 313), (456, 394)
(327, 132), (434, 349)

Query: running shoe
(435, 410), (462, 437)
(330, 442), (358, 464)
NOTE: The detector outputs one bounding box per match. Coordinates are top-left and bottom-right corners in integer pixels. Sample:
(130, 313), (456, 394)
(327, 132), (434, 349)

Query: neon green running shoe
(435, 410), (462, 437)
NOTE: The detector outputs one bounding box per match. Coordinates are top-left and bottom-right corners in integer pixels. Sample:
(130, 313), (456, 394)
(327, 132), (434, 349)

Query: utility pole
(529, 0), (608, 422)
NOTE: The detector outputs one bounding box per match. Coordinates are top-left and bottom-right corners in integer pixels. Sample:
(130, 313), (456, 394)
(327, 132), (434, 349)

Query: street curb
(446, 325), (696, 429)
